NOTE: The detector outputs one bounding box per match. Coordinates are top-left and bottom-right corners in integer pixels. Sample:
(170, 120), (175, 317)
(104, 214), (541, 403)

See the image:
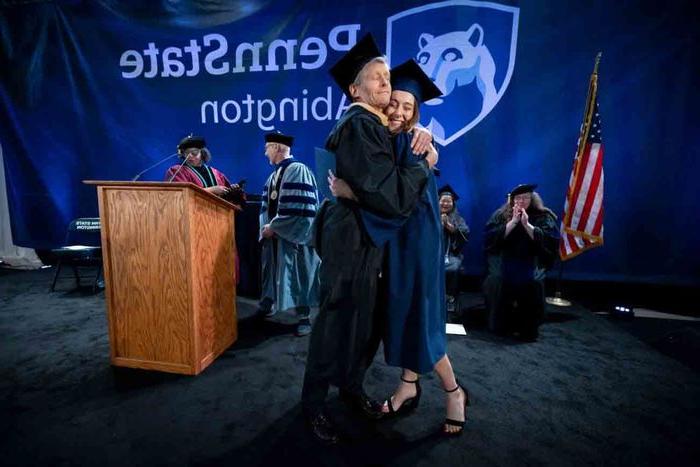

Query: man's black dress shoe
(339, 390), (385, 420)
(305, 412), (340, 444)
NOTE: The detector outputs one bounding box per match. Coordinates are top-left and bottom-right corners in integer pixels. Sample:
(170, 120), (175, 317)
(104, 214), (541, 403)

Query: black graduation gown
(302, 105), (429, 411)
(483, 209), (559, 335)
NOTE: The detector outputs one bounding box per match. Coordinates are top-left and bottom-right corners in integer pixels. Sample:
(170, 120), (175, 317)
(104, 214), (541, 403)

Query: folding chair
(49, 217), (103, 293)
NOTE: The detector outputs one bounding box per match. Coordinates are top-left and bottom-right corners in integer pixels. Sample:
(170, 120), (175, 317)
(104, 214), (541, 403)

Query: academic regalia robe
(443, 211), (469, 263)
(302, 104), (430, 413)
(483, 209), (559, 336)
(443, 210), (469, 299)
(259, 158), (320, 312)
(164, 163), (230, 187)
(383, 132), (446, 374)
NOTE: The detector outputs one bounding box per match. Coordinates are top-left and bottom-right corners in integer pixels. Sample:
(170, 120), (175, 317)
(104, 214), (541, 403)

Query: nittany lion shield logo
(387, 1), (519, 146)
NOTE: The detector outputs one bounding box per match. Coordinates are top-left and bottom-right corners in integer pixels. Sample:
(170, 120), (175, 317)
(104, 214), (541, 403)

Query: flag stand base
(546, 291), (572, 307)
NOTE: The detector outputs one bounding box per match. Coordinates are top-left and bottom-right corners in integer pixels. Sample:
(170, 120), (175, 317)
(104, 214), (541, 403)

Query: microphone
(132, 153), (179, 181)
(167, 152), (193, 182)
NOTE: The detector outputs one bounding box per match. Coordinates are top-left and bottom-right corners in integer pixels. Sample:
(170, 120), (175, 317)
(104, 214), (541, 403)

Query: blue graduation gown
(383, 133), (447, 374)
(259, 158), (320, 312)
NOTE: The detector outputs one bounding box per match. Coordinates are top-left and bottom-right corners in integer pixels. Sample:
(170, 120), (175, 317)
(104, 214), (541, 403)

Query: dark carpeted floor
(1, 267), (698, 466)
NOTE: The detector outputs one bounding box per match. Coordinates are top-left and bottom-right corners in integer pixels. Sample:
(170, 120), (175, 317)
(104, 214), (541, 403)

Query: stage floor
(1, 267), (698, 466)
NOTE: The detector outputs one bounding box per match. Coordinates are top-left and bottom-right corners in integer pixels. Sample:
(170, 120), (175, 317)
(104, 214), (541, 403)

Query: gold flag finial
(593, 52), (602, 75)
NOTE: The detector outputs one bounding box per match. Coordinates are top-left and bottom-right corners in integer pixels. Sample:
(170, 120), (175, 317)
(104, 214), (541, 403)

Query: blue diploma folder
(314, 147), (336, 202)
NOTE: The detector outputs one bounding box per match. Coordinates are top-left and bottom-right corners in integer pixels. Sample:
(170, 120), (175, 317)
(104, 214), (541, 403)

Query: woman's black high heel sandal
(385, 376), (422, 417)
(443, 381), (469, 436)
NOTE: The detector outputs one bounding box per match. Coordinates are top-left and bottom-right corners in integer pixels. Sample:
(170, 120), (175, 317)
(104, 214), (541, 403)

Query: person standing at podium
(256, 131), (320, 337)
(165, 135), (240, 198)
(165, 134), (243, 283)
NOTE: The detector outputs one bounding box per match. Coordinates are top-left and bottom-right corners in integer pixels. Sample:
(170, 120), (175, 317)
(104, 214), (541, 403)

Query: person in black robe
(301, 35), (436, 444)
(483, 184), (559, 341)
(438, 184), (470, 312)
(329, 60), (470, 436)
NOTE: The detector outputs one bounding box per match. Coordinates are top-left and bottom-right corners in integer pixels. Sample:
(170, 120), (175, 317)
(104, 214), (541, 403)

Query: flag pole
(547, 52), (602, 307)
(546, 260), (572, 307)
(565, 52), (602, 226)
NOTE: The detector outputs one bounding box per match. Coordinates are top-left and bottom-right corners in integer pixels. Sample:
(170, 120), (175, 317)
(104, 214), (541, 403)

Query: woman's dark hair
(405, 102), (420, 131)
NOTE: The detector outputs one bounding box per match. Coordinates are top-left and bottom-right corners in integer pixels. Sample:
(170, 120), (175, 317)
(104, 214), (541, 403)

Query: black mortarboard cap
(329, 33), (383, 98)
(177, 135), (206, 151)
(390, 59), (442, 104)
(509, 183), (537, 197)
(265, 130), (294, 147)
(438, 184), (459, 201)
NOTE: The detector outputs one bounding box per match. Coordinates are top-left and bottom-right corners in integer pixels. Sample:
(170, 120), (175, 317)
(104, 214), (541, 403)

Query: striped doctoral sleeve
(269, 161), (319, 243)
(278, 168), (318, 218)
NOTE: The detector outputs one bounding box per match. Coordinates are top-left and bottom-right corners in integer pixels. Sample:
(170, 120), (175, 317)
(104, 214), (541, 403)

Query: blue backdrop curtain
(1, 0), (698, 285)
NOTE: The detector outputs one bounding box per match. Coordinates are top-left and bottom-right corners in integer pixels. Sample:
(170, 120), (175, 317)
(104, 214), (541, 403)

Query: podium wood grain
(87, 181), (237, 375)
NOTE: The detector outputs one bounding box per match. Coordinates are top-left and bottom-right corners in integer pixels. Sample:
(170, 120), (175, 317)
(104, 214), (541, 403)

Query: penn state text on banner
(2, 1), (699, 285)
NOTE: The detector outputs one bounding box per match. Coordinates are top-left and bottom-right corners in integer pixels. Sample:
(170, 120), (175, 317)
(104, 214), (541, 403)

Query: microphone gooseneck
(167, 152), (193, 182)
(132, 153), (179, 181)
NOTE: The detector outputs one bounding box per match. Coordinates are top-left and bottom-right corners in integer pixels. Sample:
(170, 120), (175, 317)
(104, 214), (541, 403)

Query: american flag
(559, 65), (604, 261)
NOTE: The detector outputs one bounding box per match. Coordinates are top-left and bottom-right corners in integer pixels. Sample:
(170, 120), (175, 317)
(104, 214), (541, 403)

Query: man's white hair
(352, 56), (389, 86)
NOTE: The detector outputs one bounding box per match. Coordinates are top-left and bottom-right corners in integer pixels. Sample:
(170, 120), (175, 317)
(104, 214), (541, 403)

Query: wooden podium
(85, 181), (238, 375)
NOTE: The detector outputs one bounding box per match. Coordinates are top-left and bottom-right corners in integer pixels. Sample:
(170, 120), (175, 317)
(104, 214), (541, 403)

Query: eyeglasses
(184, 148), (202, 156)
